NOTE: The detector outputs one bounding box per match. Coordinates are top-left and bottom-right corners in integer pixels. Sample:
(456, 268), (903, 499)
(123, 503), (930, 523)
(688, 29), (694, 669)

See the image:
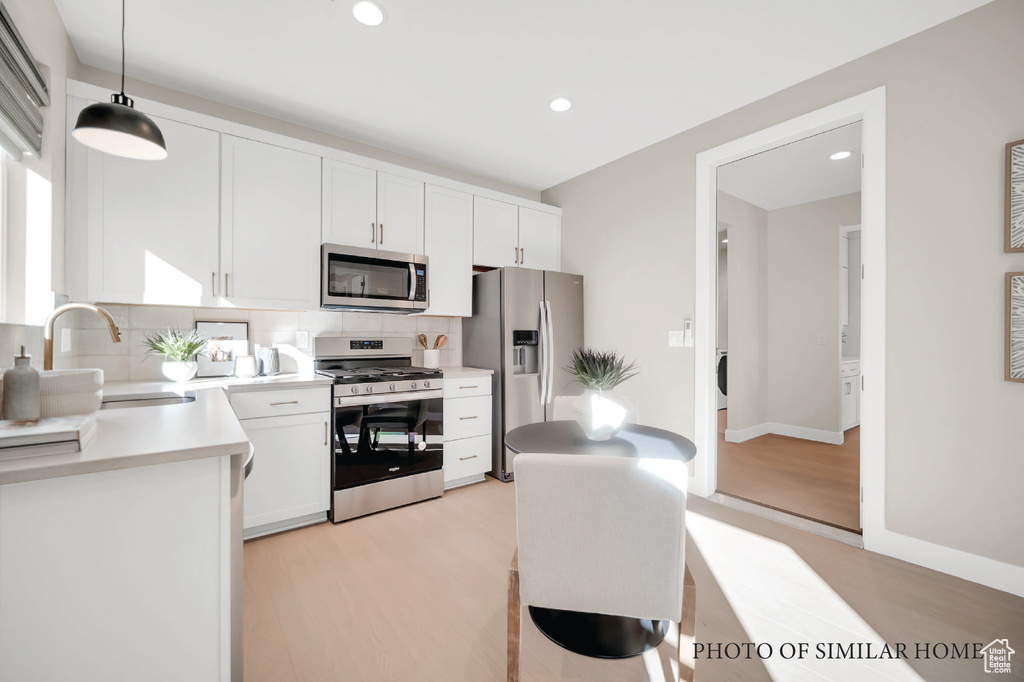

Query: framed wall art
(1006, 138), (1024, 252)
(195, 321), (249, 378)
(1007, 273), (1024, 383)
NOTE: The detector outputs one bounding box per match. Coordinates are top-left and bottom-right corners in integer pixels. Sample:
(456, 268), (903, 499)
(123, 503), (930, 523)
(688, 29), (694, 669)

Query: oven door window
(333, 396), (443, 489)
(328, 253), (412, 300)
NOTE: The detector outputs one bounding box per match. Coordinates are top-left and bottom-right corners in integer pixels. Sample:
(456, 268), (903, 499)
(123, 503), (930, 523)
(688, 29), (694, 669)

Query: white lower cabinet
(232, 387), (331, 538)
(442, 373), (493, 488)
(841, 362), (861, 431)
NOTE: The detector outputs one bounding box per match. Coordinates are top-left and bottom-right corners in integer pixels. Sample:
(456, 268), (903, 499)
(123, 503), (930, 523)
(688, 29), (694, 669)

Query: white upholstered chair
(507, 452), (695, 681)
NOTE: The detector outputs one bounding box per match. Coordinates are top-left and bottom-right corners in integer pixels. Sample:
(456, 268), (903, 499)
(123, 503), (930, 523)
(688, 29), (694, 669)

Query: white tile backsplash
(64, 305), (464, 369)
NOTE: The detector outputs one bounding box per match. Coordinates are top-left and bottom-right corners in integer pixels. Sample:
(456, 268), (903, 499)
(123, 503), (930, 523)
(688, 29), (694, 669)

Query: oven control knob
(423, 381), (431, 388)
(366, 385), (374, 393)
(389, 383), (396, 391)
(350, 386), (358, 394)
(410, 382), (417, 390)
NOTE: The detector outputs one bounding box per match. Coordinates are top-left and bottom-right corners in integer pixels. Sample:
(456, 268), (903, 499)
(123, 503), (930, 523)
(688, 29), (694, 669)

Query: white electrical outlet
(817, 334), (826, 345)
(296, 330), (310, 349)
(669, 330), (685, 347)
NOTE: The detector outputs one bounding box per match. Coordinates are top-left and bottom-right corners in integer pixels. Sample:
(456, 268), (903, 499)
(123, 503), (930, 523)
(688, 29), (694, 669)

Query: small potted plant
(564, 348), (639, 440)
(144, 329), (207, 382)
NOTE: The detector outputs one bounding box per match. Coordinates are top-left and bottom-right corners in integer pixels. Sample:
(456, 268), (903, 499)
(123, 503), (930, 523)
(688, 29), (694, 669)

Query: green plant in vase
(564, 348), (638, 440)
(144, 329), (207, 382)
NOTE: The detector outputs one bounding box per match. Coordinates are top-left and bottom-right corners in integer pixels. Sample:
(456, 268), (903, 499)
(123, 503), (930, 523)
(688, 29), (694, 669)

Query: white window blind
(0, 3), (48, 160)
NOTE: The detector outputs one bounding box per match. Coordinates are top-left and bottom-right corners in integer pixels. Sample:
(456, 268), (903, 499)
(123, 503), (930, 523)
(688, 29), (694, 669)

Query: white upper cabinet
(473, 198), (561, 271)
(322, 159), (377, 249)
(377, 172), (424, 254)
(220, 135), (322, 310)
(517, 207), (560, 272)
(473, 196), (519, 268)
(72, 106), (221, 307)
(322, 159), (424, 254)
(424, 184), (473, 317)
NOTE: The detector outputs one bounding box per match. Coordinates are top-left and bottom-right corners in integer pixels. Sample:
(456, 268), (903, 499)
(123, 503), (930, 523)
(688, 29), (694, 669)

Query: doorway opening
(691, 87), (887, 547)
(714, 122), (862, 532)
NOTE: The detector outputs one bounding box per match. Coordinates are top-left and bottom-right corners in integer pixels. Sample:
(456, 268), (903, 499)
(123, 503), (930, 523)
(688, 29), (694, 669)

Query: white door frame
(691, 87), (887, 548)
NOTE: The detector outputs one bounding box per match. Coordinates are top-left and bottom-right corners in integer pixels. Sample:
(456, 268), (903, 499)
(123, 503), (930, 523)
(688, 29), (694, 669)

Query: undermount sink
(100, 393), (197, 410)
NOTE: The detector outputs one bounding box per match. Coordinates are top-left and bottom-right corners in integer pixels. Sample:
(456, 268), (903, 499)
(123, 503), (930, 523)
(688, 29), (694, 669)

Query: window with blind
(0, 3), (48, 160)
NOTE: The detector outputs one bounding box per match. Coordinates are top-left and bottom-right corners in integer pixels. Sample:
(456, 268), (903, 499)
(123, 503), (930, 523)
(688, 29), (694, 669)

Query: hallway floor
(716, 409), (861, 532)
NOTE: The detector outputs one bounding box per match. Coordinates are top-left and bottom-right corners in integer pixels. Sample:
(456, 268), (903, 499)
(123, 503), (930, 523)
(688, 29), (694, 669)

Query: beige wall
(716, 242), (728, 349)
(766, 192), (860, 433)
(544, 0), (1024, 568)
(74, 64), (539, 203)
(3, 0), (81, 323)
(719, 192), (768, 432)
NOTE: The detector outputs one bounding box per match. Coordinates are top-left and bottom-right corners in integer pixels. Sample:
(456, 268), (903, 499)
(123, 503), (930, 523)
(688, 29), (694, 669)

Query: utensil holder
(422, 349), (440, 369)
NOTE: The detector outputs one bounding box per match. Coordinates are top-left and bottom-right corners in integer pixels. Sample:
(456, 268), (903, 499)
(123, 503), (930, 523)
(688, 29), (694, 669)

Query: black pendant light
(72, 0), (166, 160)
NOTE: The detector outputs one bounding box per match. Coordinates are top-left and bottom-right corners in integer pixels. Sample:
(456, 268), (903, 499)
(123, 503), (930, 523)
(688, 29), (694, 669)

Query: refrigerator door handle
(538, 300), (549, 406)
(544, 300), (555, 405)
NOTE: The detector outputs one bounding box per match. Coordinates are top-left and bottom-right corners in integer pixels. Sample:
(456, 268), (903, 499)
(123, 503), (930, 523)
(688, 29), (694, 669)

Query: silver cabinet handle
(460, 385), (479, 389)
(514, 247), (519, 264)
(459, 415), (478, 421)
(459, 455), (477, 461)
(521, 248), (524, 265)
(380, 223), (384, 245)
(269, 400), (299, 406)
(224, 273), (230, 297)
(212, 272), (217, 296)
(325, 421), (329, 446)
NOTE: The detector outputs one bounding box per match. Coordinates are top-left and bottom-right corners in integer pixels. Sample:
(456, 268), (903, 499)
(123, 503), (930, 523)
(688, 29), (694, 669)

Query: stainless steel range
(314, 336), (444, 523)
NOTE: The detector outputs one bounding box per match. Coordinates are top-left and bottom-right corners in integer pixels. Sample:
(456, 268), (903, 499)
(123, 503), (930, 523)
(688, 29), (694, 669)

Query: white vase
(161, 361), (198, 382)
(574, 388), (628, 441)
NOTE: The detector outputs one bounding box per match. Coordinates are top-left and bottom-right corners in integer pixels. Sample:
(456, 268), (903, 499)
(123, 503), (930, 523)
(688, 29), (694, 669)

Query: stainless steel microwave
(321, 243), (428, 313)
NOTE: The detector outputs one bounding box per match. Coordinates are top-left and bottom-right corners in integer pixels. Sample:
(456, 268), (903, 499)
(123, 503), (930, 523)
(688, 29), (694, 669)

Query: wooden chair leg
(508, 549), (521, 682)
(678, 561), (697, 682)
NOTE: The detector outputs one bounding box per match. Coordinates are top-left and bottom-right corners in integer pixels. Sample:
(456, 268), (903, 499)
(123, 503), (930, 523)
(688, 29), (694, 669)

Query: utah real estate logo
(980, 639), (1014, 674)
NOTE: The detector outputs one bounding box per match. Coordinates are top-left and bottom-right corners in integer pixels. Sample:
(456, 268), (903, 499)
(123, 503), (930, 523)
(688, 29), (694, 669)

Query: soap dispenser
(3, 346), (40, 421)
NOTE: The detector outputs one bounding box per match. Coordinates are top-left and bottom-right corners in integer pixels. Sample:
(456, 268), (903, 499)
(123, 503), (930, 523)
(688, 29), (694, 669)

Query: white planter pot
(574, 388), (628, 441)
(161, 361), (198, 383)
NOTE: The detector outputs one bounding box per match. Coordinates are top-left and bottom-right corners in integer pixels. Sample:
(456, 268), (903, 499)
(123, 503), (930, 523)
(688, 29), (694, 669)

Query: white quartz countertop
(439, 366), (493, 378)
(0, 387), (249, 486)
(101, 372), (332, 398)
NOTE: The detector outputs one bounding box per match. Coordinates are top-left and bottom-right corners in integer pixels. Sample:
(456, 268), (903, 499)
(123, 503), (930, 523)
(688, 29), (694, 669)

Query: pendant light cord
(120, 0), (126, 94)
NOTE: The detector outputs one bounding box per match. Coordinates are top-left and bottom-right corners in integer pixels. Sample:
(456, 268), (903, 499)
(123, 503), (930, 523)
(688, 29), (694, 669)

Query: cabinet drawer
(443, 395), (492, 440)
(231, 386), (331, 420)
(444, 435), (491, 482)
(443, 376), (491, 399)
(841, 365), (861, 379)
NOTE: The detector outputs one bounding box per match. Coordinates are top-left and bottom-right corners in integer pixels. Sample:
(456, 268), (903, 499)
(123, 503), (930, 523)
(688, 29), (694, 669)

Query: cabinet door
(241, 412), (331, 531)
(221, 135), (321, 310)
(424, 184), (473, 316)
(473, 196), (519, 268)
(376, 172), (424, 254)
(517, 207), (561, 271)
(842, 378), (857, 430)
(86, 114), (221, 306)
(322, 159), (377, 248)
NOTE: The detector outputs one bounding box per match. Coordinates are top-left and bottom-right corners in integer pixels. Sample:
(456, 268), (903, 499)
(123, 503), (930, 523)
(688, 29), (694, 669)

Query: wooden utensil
(418, 334), (430, 350)
(433, 334), (448, 350)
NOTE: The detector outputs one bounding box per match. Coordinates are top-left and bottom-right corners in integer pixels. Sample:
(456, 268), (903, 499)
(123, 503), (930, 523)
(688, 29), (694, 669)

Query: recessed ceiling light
(549, 97), (572, 113)
(353, 1), (386, 26)
(830, 150), (852, 161)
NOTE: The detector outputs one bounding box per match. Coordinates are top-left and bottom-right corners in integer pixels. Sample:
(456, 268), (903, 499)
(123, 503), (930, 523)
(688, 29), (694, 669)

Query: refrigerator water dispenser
(512, 330), (539, 375)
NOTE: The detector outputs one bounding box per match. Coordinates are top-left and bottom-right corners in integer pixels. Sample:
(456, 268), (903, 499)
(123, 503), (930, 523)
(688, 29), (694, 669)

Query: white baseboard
(867, 528), (1024, 598)
(243, 512), (327, 541)
(724, 423), (770, 442)
(724, 422), (844, 445)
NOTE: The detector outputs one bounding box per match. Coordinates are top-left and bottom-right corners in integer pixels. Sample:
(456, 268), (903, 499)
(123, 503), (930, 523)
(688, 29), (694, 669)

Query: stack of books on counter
(0, 414), (98, 460)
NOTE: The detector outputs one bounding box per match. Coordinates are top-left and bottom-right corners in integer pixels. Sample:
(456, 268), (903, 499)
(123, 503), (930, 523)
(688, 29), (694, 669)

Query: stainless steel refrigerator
(463, 267), (584, 481)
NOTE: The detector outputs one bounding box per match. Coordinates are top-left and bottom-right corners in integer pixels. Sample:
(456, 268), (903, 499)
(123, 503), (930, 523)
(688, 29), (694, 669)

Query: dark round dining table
(505, 420), (697, 659)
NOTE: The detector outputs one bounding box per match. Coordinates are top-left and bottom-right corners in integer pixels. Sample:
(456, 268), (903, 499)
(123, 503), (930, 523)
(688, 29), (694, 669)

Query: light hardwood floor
(243, 479), (1023, 681)
(716, 409), (861, 532)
